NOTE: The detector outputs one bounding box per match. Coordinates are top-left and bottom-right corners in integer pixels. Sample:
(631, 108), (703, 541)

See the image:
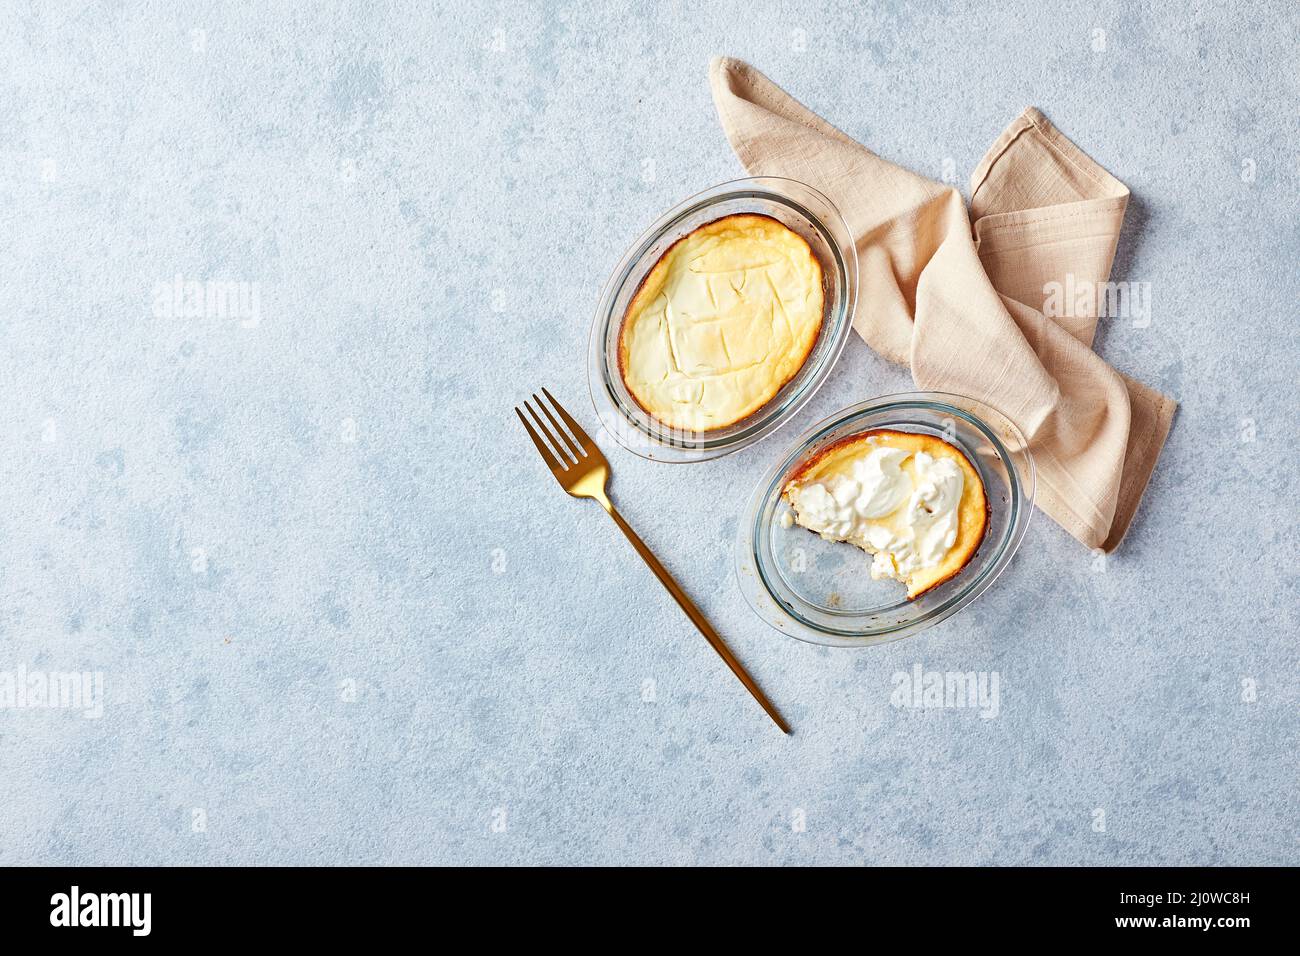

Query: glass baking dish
(587, 177), (858, 462)
(735, 392), (1036, 647)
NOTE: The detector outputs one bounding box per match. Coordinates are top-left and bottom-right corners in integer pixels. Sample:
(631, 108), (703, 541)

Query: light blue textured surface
(1, 1), (1296, 866)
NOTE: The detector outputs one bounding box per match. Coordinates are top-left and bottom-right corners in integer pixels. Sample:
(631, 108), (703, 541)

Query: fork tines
(514, 388), (594, 470)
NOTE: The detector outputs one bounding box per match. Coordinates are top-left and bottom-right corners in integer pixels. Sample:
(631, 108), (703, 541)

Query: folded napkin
(710, 57), (1175, 551)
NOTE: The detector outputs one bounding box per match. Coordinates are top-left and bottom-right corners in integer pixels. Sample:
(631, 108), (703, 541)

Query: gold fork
(515, 388), (790, 735)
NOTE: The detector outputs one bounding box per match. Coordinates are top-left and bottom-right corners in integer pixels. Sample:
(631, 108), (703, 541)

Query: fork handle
(599, 499), (791, 735)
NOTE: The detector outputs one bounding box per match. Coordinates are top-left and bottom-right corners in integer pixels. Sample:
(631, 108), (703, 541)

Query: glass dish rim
(735, 391), (1037, 647)
(586, 176), (859, 463)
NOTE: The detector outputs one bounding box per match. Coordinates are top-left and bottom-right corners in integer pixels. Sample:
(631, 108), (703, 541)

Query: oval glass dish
(735, 392), (1036, 647)
(588, 177), (858, 462)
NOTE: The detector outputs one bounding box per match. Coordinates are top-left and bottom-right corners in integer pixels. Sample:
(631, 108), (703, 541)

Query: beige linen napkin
(710, 57), (1176, 551)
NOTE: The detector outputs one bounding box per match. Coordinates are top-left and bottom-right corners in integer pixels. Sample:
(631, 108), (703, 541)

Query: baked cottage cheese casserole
(617, 214), (824, 432)
(782, 430), (988, 599)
